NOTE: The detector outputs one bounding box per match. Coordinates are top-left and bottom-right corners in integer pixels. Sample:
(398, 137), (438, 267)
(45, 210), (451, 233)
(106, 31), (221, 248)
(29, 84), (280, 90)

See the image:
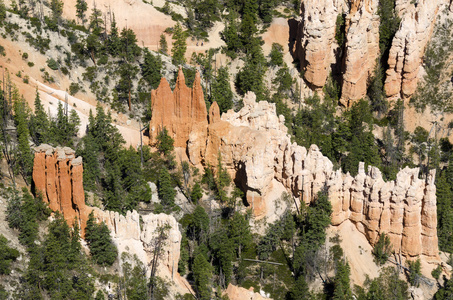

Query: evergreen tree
(211, 67), (233, 113)
(159, 34), (168, 55)
(171, 23), (187, 65)
(75, 0), (88, 24)
(50, 0), (63, 22)
(107, 14), (121, 57)
(156, 127), (174, 156)
(120, 28), (141, 61)
(193, 252), (213, 300)
(0, 235), (19, 275)
(372, 232), (393, 265)
(436, 172), (453, 253)
(12, 89), (33, 182)
(85, 211), (118, 266)
(190, 182), (203, 204)
(158, 167), (176, 208)
(332, 260), (352, 300)
(269, 43), (284, 67)
(29, 88), (49, 145)
(142, 48), (163, 89)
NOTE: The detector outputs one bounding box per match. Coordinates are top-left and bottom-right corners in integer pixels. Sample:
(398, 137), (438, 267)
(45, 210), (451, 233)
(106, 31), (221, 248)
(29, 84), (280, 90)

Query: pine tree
(12, 89), (33, 183)
(158, 167), (175, 208)
(142, 48), (163, 89)
(29, 88), (49, 145)
(211, 67), (233, 113)
(193, 252), (213, 300)
(171, 23), (187, 66)
(75, 0), (88, 24)
(159, 34), (168, 55)
(332, 260), (353, 300)
(107, 13), (121, 57)
(436, 172), (453, 253)
(85, 211), (118, 266)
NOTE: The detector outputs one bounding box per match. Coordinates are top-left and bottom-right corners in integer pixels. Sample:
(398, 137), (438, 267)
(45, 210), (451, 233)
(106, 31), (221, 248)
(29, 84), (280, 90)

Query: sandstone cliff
(91, 208), (189, 293)
(293, 0), (338, 88)
(340, 0), (380, 106)
(292, 0), (443, 105)
(32, 146), (191, 295)
(385, 0), (440, 101)
(149, 68), (208, 148)
(33, 144), (90, 234)
(185, 92), (439, 258)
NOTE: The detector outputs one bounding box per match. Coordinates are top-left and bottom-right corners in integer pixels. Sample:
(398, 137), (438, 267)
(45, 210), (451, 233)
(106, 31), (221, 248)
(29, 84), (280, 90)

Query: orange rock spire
(149, 68), (208, 148)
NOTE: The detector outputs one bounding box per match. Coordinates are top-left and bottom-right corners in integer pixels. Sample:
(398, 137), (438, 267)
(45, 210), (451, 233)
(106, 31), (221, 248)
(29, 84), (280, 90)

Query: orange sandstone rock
(33, 144), (89, 235)
(149, 68), (208, 148)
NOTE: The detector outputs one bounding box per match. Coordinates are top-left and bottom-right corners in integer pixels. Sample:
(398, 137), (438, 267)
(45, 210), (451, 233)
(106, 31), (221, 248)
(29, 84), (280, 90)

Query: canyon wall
(340, 0), (380, 106)
(293, 0), (443, 106)
(187, 92), (438, 258)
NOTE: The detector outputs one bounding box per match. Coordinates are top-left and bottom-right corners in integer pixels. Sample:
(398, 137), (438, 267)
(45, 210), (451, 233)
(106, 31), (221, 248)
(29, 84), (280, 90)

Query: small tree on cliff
(156, 127), (174, 156)
(372, 232), (393, 265)
(148, 223), (171, 300)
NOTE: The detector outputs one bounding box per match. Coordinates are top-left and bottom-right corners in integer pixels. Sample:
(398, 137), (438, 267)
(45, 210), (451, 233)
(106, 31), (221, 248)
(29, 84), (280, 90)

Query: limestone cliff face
(33, 144), (90, 234)
(149, 68), (208, 148)
(186, 92), (438, 258)
(385, 0), (440, 101)
(340, 0), (380, 106)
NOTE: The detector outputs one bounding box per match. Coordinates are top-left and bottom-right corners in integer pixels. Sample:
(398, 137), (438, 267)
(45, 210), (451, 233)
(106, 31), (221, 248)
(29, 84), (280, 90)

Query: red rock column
(33, 152), (47, 202)
(46, 153), (59, 211)
(58, 159), (74, 226)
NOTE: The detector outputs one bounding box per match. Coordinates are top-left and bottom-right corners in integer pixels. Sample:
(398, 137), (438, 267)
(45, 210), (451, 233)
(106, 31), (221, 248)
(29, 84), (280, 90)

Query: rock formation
(223, 284), (270, 300)
(185, 92), (439, 258)
(33, 144), (90, 234)
(340, 0), (380, 106)
(293, 0), (338, 88)
(291, 0), (443, 105)
(384, 0), (440, 101)
(32, 146), (191, 294)
(149, 68), (208, 148)
(92, 209), (183, 282)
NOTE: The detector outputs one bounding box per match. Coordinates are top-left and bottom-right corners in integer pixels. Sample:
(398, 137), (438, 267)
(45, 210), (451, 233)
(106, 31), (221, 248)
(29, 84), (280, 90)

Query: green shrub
(46, 58), (59, 70)
(22, 52), (28, 59)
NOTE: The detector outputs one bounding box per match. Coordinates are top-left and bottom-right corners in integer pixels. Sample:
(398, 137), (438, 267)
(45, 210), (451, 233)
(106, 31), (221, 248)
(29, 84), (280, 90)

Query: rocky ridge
(385, 0), (441, 101)
(149, 73), (439, 258)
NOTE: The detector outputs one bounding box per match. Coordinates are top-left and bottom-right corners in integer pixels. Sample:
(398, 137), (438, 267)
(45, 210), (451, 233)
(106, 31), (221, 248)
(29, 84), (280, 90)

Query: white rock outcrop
(189, 92), (439, 258)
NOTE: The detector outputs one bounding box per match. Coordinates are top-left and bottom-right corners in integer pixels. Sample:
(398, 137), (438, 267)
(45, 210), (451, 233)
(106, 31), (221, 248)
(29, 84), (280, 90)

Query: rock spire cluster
(147, 74), (439, 257)
(292, 0), (442, 106)
(149, 68), (208, 148)
(33, 144), (90, 234)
